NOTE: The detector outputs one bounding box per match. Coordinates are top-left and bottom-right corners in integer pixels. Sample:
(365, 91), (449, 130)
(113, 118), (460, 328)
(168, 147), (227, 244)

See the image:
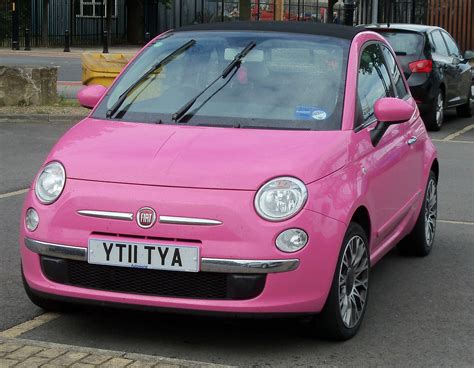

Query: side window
(430, 31), (449, 56)
(356, 44), (394, 127)
(381, 45), (409, 99)
(441, 31), (461, 57)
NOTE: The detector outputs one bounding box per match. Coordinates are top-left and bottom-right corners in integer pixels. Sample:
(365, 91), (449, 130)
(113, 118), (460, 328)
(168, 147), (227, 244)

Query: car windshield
(93, 31), (350, 131)
(378, 31), (424, 56)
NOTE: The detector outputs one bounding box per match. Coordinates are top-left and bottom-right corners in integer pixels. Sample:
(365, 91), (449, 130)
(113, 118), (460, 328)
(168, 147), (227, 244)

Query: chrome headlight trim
(34, 161), (66, 204)
(254, 176), (308, 222)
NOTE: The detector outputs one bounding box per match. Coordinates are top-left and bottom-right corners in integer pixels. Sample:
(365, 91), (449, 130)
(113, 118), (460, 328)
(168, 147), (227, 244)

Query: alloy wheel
(338, 235), (369, 329)
(435, 93), (444, 128)
(424, 178), (437, 247)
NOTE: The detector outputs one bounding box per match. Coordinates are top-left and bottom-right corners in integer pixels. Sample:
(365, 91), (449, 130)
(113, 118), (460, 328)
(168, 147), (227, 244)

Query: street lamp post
(344, 0), (356, 26)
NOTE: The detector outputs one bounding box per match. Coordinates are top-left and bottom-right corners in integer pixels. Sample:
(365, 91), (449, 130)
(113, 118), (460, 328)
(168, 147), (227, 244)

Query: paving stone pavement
(0, 337), (232, 368)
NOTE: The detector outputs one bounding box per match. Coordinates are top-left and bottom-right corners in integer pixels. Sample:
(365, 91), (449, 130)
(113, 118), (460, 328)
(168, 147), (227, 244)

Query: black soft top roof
(175, 21), (364, 40)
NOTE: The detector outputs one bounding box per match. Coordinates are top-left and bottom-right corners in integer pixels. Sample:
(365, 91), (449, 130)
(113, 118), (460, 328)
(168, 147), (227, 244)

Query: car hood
(47, 119), (350, 190)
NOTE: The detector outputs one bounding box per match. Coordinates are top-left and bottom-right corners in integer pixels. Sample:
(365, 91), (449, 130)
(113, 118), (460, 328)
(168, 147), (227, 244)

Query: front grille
(41, 257), (266, 300)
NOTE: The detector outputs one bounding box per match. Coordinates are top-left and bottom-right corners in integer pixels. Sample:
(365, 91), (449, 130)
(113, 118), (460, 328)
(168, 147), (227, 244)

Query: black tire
(424, 90), (444, 131)
(310, 222), (370, 341)
(456, 88), (472, 118)
(397, 171), (438, 257)
(22, 271), (73, 312)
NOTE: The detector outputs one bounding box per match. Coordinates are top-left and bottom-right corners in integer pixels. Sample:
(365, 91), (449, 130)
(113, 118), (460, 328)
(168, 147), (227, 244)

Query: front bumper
(24, 237), (299, 274)
(21, 180), (347, 314)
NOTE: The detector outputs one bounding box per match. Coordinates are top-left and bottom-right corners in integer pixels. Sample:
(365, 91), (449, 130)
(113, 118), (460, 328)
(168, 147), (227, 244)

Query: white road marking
(438, 219), (474, 225)
(432, 139), (474, 144)
(442, 124), (474, 141)
(0, 188), (29, 199)
(0, 313), (60, 338)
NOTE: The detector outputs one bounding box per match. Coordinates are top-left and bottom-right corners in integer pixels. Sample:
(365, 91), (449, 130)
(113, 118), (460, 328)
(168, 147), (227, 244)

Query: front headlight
(254, 177), (307, 221)
(35, 161), (66, 204)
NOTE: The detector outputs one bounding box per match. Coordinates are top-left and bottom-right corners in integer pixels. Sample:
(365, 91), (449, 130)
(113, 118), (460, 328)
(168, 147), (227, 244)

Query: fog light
(25, 208), (39, 231)
(275, 228), (308, 253)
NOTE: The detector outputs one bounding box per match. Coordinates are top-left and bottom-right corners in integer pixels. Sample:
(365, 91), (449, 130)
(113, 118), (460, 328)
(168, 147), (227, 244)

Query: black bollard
(24, 28), (31, 51)
(11, 1), (19, 50)
(145, 32), (151, 44)
(64, 29), (71, 52)
(102, 30), (109, 54)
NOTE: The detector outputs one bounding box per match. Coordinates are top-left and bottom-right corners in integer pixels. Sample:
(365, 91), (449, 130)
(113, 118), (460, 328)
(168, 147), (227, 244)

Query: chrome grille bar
(159, 216), (222, 226)
(77, 210), (133, 221)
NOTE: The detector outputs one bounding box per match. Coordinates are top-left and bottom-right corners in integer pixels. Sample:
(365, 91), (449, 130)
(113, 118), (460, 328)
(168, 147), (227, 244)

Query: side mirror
(77, 84), (107, 109)
(371, 97), (415, 146)
(374, 97), (415, 124)
(464, 50), (474, 60)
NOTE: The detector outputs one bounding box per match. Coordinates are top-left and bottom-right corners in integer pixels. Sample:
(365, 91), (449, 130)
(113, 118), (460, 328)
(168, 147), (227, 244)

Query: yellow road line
(442, 124), (474, 141)
(0, 188), (29, 199)
(0, 313), (60, 338)
(438, 219), (474, 225)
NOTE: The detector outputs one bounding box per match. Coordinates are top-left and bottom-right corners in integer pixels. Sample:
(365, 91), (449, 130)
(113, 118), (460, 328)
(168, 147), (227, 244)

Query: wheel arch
(430, 158), (439, 181)
(349, 206), (371, 246)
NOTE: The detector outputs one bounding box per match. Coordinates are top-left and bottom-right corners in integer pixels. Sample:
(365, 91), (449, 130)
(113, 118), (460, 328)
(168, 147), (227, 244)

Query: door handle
(407, 136), (417, 145)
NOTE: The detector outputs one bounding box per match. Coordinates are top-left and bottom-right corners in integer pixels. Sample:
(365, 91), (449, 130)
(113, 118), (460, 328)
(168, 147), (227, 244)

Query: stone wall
(0, 66), (58, 106)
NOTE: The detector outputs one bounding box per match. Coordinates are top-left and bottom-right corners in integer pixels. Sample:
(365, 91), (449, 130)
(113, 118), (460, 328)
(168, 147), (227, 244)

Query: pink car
(21, 22), (438, 340)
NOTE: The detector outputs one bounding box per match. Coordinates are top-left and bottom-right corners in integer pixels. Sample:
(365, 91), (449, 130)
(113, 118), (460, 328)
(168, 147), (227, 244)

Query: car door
(440, 30), (472, 105)
(429, 30), (457, 104)
(381, 44), (426, 198)
(354, 43), (422, 251)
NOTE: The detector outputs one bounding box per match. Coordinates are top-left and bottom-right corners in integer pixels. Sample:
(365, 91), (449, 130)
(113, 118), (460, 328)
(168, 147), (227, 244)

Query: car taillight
(409, 59), (433, 73)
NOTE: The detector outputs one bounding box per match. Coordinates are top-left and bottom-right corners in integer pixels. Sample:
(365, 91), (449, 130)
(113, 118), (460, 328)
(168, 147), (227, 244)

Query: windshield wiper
(106, 39), (196, 119)
(172, 41), (256, 122)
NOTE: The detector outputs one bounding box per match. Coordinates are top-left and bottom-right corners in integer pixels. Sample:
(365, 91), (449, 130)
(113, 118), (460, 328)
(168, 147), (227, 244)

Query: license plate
(88, 239), (200, 272)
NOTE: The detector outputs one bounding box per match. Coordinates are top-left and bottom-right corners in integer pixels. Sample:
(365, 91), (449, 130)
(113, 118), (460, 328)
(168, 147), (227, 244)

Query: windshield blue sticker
(295, 106), (327, 121)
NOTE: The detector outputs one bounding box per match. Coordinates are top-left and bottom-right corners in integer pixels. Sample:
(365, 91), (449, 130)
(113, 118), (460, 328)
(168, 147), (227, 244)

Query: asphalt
(0, 110), (473, 367)
(0, 55), (83, 82)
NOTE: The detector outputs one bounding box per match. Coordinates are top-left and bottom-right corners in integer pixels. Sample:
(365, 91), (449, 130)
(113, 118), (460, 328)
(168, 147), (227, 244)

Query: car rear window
(93, 31), (350, 131)
(377, 31), (424, 57)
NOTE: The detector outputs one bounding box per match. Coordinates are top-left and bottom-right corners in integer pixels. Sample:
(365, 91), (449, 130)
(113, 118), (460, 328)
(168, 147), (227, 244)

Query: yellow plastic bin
(81, 53), (135, 87)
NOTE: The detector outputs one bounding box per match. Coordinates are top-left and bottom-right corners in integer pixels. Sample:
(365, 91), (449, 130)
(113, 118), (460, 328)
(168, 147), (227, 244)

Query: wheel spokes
(354, 277), (368, 290)
(354, 257), (368, 277)
(424, 179), (437, 246)
(338, 235), (369, 329)
(352, 238), (365, 268)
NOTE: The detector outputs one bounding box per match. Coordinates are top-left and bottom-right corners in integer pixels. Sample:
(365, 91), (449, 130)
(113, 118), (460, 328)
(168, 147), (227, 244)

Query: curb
(0, 114), (86, 123)
(0, 336), (233, 367)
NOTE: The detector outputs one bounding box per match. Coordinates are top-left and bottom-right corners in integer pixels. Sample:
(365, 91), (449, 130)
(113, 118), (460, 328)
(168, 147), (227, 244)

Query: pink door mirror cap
(374, 97), (415, 124)
(77, 84), (107, 109)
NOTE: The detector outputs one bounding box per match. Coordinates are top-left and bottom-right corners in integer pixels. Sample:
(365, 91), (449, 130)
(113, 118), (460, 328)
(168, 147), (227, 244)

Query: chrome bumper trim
(159, 216), (222, 226)
(200, 258), (299, 273)
(25, 238), (87, 261)
(77, 210), (133, 221)
(24, 238), (299, 274)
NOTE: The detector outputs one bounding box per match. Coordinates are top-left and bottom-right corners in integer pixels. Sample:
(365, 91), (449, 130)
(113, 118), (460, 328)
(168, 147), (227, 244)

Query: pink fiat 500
(21, 22), (438, 340)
